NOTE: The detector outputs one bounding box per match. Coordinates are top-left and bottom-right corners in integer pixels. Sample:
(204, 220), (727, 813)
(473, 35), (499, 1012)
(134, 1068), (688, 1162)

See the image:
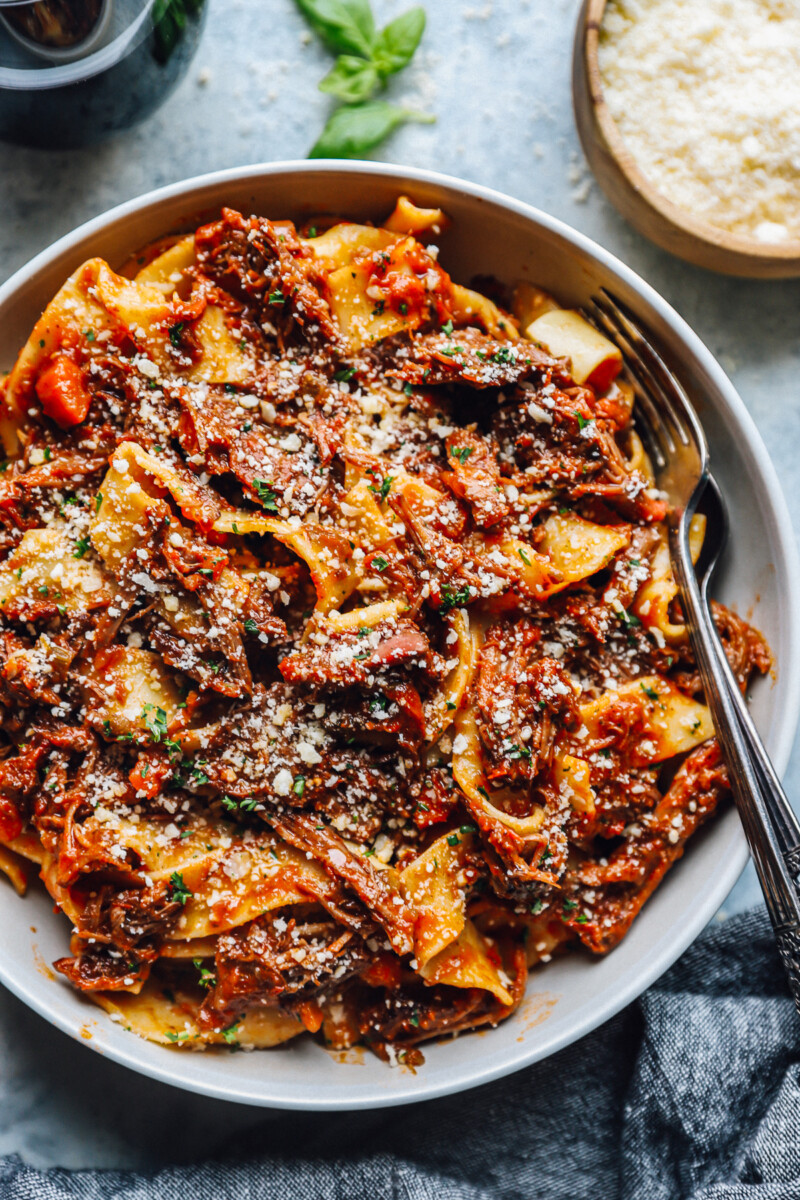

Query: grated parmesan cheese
(599, 0), (800, 241)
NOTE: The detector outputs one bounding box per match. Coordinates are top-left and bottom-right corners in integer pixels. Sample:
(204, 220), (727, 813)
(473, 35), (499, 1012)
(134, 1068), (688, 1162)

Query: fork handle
(669, 517), (800, 1013)
(697, 558), (800, 866)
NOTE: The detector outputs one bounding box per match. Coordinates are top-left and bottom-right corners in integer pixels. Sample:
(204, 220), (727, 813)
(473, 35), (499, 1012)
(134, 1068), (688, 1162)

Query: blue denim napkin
(1, 906), (797, 1199)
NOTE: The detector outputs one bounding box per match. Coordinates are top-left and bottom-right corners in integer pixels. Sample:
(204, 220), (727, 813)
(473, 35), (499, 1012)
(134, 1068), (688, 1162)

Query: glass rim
(0, 0), (156, 90)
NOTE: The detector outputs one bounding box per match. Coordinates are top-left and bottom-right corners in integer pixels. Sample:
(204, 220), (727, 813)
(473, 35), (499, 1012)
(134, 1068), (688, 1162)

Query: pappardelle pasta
(0, 198), (769, 1064)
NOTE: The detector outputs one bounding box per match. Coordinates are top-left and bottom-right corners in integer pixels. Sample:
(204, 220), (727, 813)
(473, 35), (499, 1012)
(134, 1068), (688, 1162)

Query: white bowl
(0, 162), (797, 1110)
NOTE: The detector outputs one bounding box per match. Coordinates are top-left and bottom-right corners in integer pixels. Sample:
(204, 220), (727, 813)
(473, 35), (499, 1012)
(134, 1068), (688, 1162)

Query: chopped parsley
(193, 959), (216, 988)
(368, 475), (394, 501)
(168, 322), (185, 348)
(168, 871), (192, 905)
(253, 479), (279, 513)
(439, 585), (471, 614)
(141, 703), (169, 743)
(222, 794), (258, 814)
(334, 367), (356, 382)
(450, 446), (473, 466)
(72, 535), (91, 559)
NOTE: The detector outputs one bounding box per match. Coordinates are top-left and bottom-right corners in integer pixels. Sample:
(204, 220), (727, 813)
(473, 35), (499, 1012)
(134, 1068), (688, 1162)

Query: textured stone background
(1, 0), (799, 1168)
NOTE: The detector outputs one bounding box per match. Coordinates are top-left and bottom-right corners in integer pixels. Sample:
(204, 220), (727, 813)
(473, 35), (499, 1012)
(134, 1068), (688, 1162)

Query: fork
(586, 290), (800, 1012)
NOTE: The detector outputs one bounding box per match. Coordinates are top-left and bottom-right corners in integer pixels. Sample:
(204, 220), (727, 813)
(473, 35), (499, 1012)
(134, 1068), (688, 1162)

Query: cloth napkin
(1, 906), (798, 1200)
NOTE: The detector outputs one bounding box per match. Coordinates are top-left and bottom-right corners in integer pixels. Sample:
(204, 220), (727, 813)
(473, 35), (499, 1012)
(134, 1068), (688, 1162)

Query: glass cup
(0, 0), (208, 148)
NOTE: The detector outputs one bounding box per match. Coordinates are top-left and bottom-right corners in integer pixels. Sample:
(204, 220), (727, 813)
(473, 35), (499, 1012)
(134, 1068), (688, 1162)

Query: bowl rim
(577, 0), (800, 266)
(0, 158), (798, 1110)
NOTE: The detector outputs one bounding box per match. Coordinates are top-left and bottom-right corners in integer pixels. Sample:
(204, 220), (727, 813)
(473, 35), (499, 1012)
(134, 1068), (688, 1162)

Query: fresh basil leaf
(308, 101), (433, 158)
(373, 6), (426, 75)
(295, 0), (376, 58)
(319, 55), (381, 103)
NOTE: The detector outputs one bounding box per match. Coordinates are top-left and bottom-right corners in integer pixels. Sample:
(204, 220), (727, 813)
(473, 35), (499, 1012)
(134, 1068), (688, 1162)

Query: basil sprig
(310, 101), (433, 159)
(295, 0), (433, 158)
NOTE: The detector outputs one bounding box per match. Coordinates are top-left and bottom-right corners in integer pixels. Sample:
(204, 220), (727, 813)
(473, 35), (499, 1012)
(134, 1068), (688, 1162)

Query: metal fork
(586, 289), (800, 1012)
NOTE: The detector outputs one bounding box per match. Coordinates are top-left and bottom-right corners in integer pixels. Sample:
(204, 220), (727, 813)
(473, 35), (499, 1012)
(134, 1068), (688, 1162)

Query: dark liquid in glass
(0, 0), (207, 148)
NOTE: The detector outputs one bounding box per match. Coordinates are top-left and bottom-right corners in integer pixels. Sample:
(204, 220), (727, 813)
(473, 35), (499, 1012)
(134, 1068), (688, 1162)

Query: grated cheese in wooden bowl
(598, 0), (800, 244)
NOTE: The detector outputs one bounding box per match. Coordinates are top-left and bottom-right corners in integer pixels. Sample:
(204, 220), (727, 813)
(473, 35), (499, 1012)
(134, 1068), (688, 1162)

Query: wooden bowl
(573, 0), (800, 278)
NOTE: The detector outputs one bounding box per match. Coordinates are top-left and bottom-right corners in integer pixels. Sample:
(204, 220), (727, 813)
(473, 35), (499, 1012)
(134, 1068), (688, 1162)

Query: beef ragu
(0, 197), (769, 1064)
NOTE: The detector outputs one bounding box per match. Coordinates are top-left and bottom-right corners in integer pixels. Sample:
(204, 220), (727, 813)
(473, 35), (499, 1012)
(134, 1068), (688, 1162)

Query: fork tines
(583, 290), (708, 473)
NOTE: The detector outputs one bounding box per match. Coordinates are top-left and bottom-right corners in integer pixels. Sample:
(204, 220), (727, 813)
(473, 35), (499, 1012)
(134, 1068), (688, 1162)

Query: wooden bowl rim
(581, 0), (800, 264)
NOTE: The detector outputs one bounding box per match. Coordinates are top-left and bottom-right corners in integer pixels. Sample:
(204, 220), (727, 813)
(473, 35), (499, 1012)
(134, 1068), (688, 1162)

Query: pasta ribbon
(580, 676), (714, 765)
(383, 196), (446, 237)
(84, 648), (184, 739)
(61, 807), (345, 943)
(213, 510), (360, 614)
(94, 977), (303, 1049)
(132, 235), (196, 293)
(4, 259), (124, 419)
(552, 753), (595, 815)
(450, 284), (518, 340)
(419, 920), (514, 1007)
(0, 527), (114, 617)
(452, 708), (545, 841)
(0, 844), (29, 895)
(303, 222), (396, 272)
(425, 608), (482, 744)
(538, 512), (630, 596)
(400, 829), (475, 966)
(633, 516), (706, 643)
(525, 308), (622, 390)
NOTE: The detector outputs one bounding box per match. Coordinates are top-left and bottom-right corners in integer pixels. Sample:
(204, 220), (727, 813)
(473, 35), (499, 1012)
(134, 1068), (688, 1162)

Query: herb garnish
(253, 479), (279, 513)
(168, 871), (193, 906)
(368, 475), (394, 501)
(296, 0), (434, 158)
(193, 959), (216, 988)
(439, 584), (471, 614)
